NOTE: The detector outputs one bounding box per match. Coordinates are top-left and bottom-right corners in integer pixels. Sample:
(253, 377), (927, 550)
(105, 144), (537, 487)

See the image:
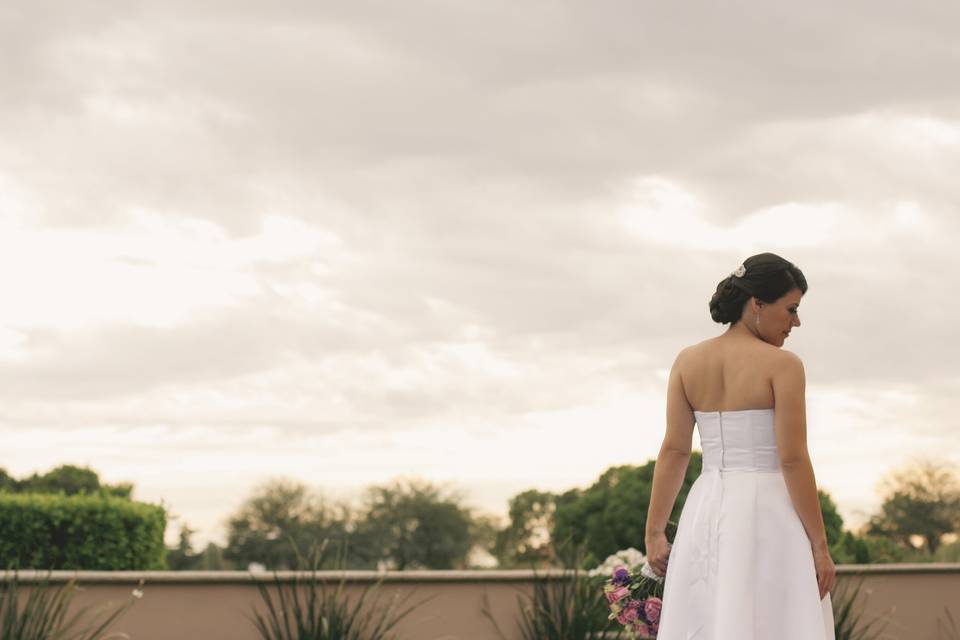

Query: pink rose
(617, 602), (640, 624)
(644, 596), (662, 624)
(605, 586), (630, 604)
(632, 621), (651, 637)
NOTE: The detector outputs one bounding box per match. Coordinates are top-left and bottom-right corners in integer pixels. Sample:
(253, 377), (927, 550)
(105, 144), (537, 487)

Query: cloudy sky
(2, 1), (958, 551)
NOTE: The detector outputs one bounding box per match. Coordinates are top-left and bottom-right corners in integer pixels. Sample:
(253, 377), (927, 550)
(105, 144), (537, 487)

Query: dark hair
(709, 252), (807, 325)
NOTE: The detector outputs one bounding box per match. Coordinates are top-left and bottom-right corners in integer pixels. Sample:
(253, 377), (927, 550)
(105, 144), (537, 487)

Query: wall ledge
(3, 563), (959, 584)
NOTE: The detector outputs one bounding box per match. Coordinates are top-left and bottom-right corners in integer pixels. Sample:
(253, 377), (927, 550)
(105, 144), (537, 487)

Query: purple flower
(612, 565), (631, 585)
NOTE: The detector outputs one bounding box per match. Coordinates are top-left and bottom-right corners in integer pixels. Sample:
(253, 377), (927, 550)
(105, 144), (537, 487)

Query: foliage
(828, 530), (871, 565)
(480, 538), (619, 640)
(830, 574), (889, 640)
(935, 606), (960, 640)
(349, 477), (474, 570)
(828, 529), (918, 565)
(860, 534), (914, 563)
(0, 465), (132, 500)
(551, 461), (667, 570)
(865, 456), (960, 554)
(246, 537), (435, 640)
(225, 478), (351, 571)
(932, 539), (960, 563)
(196, 542), (230, 570)
(822, 526), (959, 566)
(165, 523), (235, 571)
(467, 512), (505, 569)
(0, 470), (15, 494)
(0, 566), (143, 640)
(165, 523), (203, 571)
(225, 476), (480, 572)
(819, 489), (845, 544)
(0, 493), (167, 571)
(493, 489), (557, 569)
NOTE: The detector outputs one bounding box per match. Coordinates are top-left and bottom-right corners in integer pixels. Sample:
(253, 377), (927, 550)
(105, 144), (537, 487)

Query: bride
(644, 252), (837, 639)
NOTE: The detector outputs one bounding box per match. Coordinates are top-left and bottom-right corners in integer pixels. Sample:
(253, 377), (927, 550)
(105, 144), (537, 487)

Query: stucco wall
(4, 564), (958, 639)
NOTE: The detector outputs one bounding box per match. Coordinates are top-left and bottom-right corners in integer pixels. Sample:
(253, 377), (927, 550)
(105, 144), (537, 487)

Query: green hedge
(0, 493), (167, 570)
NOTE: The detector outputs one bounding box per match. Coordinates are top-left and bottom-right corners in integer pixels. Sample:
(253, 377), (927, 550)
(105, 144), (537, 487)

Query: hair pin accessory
(732, 263), (746, 278)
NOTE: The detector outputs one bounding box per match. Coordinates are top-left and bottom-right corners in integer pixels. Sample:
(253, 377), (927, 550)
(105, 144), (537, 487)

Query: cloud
(3, 2), (957, 225)
(2, 1), (959, 547)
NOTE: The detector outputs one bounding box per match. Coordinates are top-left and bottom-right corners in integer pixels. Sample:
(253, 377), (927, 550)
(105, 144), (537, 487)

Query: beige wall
(5, 564), (959, 640)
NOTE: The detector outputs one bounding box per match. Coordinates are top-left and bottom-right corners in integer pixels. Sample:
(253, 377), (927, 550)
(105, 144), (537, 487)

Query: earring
(755, 312), (760, 332)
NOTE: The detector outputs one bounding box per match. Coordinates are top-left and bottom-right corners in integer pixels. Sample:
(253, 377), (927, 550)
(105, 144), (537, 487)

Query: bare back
(679, 335), (786, 412)
(661, 331), (808, 464)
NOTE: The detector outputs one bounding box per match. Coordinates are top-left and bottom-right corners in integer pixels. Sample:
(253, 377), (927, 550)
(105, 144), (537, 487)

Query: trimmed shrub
(0, 493), (167, 570)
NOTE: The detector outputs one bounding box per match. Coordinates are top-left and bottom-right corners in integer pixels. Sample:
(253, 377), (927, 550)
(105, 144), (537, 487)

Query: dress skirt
(655, 466), (835, 639)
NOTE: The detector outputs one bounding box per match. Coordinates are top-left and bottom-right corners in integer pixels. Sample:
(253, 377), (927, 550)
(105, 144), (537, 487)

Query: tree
(819, 490), (844, 544)
(551, 454), (845, 569)
(865, 456), (960, 554)
(351, 477), (473, 570)
(4, 464), (133, 498)
(223, 477), (350, 571)
(23, 464), (101, 495)
(198, 542), (231, 570)
(164, 516), (235, 570)
(494, 489), (558, 568)
(166, 523), (202, 570)
(467, 511), (505, 568)
(0, 468), (17, 493)
(552, 456), (701, 568)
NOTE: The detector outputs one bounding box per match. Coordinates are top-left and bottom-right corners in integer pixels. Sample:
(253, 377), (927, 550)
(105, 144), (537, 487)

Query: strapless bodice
(694, 408), (781, 472)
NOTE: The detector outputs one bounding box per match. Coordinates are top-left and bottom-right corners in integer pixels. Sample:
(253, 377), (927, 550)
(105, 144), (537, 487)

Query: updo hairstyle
(709, 252), (808, 325)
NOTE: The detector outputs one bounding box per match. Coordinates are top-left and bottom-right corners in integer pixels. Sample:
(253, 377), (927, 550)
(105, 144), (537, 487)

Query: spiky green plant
(480, 539), (620, 640)
(935, 606), (960, 640)
(831, 574), (889, 640)
(246, 537), (437, 640)
(0, 565), (143, 640)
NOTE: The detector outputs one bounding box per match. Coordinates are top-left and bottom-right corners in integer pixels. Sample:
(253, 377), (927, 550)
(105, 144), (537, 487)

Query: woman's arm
(772, 351), (829, 551)
(773, 350), (836, 599)
(645, 350), (695, 538)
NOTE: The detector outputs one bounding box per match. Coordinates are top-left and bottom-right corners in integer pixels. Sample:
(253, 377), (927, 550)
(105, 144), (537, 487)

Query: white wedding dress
(655, 408), (835, 640)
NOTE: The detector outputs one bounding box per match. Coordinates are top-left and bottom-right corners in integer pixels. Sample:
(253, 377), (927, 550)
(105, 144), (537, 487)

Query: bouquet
(594, 546), (669, 639)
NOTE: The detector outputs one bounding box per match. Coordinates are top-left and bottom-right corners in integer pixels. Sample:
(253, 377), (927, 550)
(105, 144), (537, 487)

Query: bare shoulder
(673, 337), (723, 372)
(773, 348), (804, 369)
(677, 343), (699, 358)
(669, 346), (689, 374)
(673, 341), (704, 367)
(770, 348), (805, 388)
(679, 336), (715, 357)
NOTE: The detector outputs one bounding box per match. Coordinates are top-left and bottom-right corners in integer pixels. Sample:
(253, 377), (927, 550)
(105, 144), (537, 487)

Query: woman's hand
(645, 531), (673, 578)
(812, 544), (836, 600)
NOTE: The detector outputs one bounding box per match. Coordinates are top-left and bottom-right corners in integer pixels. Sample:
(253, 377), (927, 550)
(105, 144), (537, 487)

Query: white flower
(589, 547), (647, 577)
(132, 588), (144, 599)
(732, 263), (746, 278)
